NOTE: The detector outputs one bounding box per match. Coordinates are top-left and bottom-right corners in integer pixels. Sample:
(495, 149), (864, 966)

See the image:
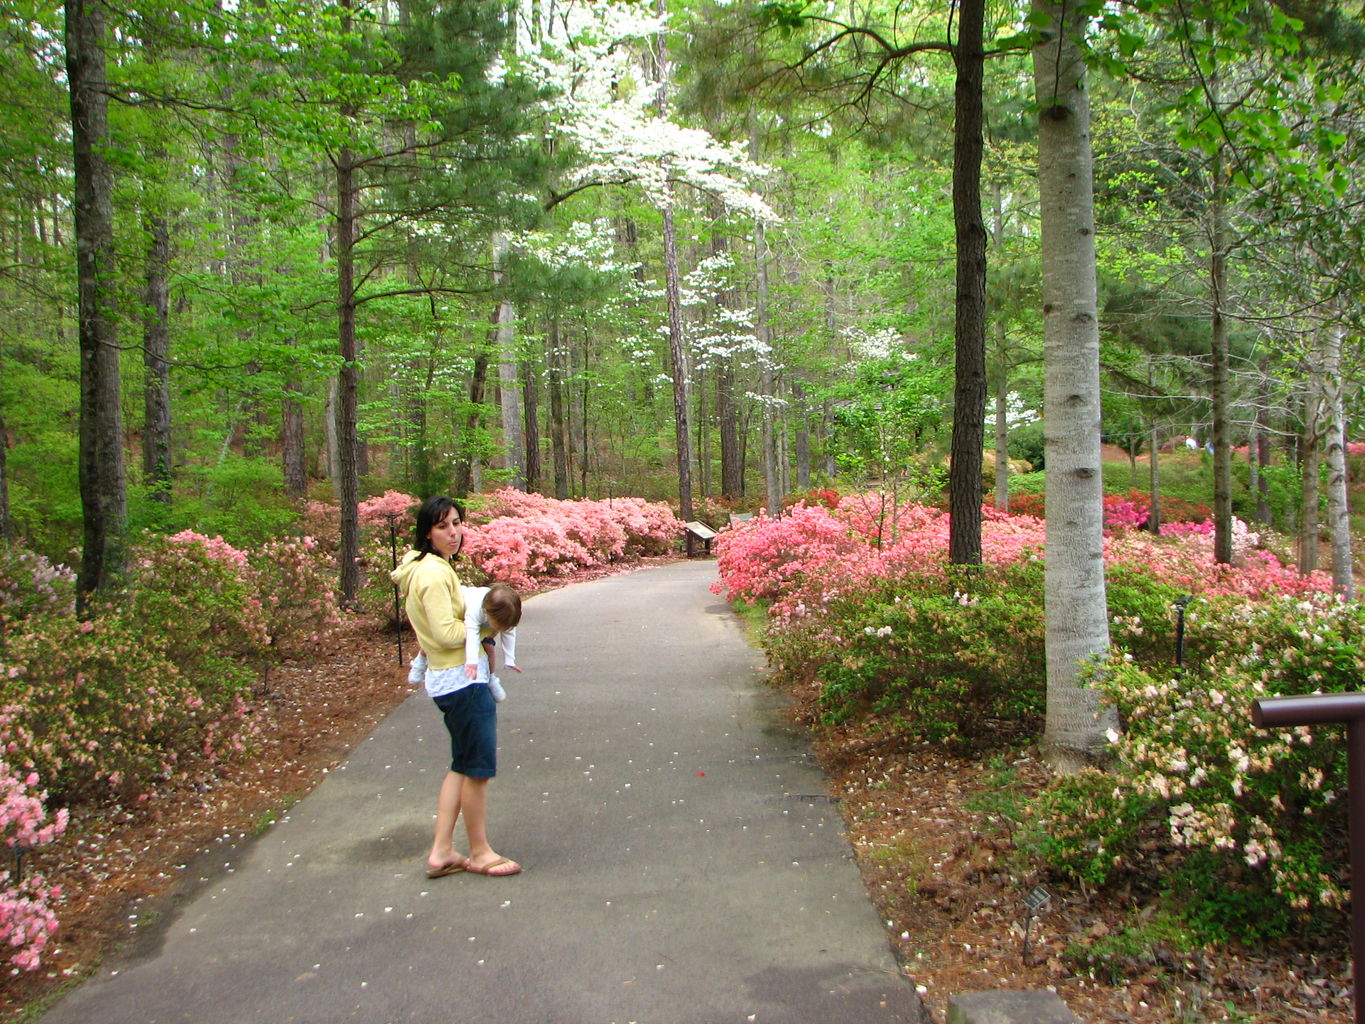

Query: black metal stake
(1174, 593), (1193, 669)
(1253, 693), (1365, 1024)
(1021, 886), (1051, 966)
(387, 515), (403, 666)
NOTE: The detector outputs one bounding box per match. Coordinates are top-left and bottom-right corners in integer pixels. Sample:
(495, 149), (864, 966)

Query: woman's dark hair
(414, 496), (465, 559)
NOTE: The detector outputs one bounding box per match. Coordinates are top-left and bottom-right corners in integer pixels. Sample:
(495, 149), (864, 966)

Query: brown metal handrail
(1253, 693), (1365, 1024)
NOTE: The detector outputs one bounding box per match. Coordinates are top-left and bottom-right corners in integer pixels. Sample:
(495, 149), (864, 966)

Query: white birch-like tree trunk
(1033, 0), (1118, 772)
(1320, 322), (1353, 598)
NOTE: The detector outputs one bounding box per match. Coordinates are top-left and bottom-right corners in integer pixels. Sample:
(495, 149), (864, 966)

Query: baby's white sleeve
(462, 590), (484, 665)
(501, 627), (518, 669)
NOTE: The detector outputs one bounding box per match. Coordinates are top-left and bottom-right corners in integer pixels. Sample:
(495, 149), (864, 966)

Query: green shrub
(176, 457), (300, 546)
(811, 564), (1046, 746)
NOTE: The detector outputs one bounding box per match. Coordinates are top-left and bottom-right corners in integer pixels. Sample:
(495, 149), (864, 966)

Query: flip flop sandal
(425, 860), (468, 878)
(466, 857), (521, 877)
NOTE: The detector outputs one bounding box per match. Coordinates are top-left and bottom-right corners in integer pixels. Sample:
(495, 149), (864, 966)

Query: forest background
(3, 0), (1365, 1019)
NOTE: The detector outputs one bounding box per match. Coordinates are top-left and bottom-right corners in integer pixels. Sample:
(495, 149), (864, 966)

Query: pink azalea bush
(250, 536), (345, 657)
(358, 490), (419, 526)
(0, 761), (65, 971)
(461, 490), (682, 588)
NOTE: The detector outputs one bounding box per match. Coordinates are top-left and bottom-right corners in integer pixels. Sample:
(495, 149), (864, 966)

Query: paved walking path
(42, 560), (922, 1024)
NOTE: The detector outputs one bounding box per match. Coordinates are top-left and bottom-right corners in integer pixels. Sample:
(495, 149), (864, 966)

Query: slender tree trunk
(0, 406), (12, 542)
(1209, 144), (1233, 565)
(142, 208), (173, 504)
(336, 138), (362, 607)
(1255, 366), (1271, 525)
(1033, 0), (1117, 772)
(453, 347), (490, 499)
(994, 371), (1009, 511)
(492, 231), (526, 490)
(750, 117), (779, 516)
(1299, 387), (1321, 574)
(1320, 323), (1352, 597)
(717, 358), (741, 499)
(757, 216), (778, 515)
(282, 370), (307, 498)
(793, 381), (811, 492)
(547, 317), (569, 500)
(67, 0), (127, 604)
(948, 0), (987, 566)
(712, 212), (742, 501)
(325, 377), (342, 486)
(656, 0), (693, 522)
(1148, 423), (1162, 535)
(523, 356), (540, 493)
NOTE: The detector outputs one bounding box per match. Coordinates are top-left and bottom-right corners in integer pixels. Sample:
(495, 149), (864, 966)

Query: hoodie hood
(390, 549), (424, 597)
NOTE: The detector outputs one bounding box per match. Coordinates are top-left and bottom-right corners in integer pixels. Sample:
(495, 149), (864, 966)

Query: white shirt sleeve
(500, 628), (518, 670)
(462, 587), (488, 665)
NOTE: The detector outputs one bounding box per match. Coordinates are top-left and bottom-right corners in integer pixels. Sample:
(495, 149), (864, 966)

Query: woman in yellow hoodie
(391, 496), (521, 878)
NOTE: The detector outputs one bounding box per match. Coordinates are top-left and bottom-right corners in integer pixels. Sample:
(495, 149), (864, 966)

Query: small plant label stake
(1021, 885), (1052, 965)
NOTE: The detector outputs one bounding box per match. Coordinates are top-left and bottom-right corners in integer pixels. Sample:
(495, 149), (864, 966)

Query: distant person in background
(392, 497), (521, 880)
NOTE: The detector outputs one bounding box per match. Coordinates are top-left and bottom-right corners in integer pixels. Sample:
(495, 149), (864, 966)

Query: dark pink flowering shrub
(1103, 492), (1150, 533)
(358, 490), (419, 528)
(0, 761), (65, 971)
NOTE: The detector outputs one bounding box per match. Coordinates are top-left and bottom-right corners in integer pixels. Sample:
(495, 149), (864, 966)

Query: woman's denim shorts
(433, 684), (496, 778)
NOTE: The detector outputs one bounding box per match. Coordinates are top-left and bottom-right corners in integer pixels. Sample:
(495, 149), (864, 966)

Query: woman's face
(427, 506), (464, 559)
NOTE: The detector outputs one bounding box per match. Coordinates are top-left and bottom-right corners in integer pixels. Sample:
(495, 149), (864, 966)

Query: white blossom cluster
(523, 3), (777, 223)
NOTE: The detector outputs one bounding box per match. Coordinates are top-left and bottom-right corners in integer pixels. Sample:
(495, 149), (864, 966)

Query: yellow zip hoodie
(390, 550), (467, 671)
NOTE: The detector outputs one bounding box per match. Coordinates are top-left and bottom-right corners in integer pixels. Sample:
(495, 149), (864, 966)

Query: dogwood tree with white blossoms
(522, 3), (776, 224)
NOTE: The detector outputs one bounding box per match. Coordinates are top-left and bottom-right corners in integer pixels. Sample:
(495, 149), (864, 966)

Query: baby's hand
(465, 664), (478, 679)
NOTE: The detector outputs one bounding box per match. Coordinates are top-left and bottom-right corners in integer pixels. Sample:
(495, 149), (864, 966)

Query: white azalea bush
(1024, 592), (1362, 940)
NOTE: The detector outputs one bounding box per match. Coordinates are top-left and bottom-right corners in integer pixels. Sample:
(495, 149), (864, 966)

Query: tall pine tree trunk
(948, 0), (987, 566)
(335, 129), (362, 607)
(1033, 0), (1117, 772)
(67, 0), (127, 604)
(793, 381), (811, 492)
